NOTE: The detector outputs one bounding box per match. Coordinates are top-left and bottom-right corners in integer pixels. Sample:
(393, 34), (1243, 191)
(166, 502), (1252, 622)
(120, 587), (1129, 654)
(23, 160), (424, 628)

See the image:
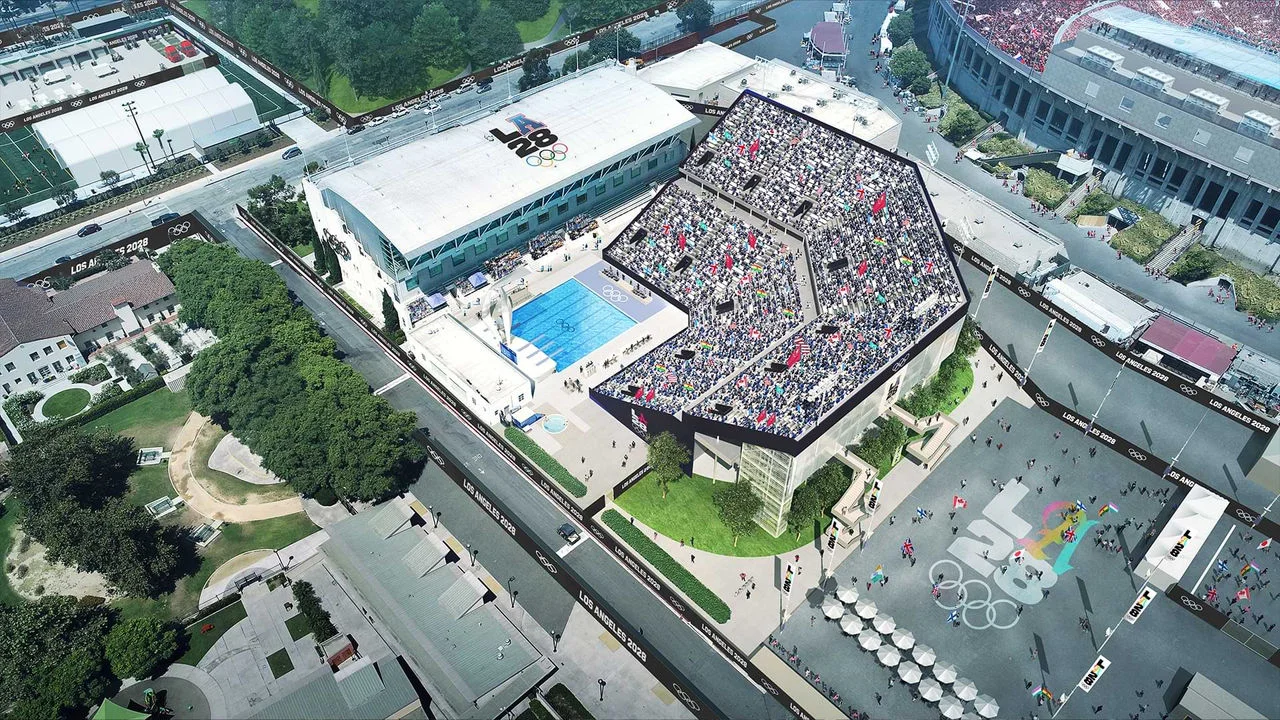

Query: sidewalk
(168, 413), (304, 523)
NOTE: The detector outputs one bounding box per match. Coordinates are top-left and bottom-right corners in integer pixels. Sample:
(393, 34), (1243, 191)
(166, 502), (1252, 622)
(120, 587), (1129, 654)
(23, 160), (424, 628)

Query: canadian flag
(952, 495), (968, 509)
(1237, 587), (1251, 601)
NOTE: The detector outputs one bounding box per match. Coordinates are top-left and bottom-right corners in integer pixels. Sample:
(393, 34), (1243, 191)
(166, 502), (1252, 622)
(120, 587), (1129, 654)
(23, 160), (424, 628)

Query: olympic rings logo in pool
(930, 559), (1020, 630)
(526, 142), (569, 168)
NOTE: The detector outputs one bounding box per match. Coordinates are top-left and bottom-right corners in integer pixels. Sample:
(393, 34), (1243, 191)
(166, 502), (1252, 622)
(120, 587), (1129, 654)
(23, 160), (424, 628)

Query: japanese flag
(952, 495), (967, 509)
(1259, 538), (1273, 551)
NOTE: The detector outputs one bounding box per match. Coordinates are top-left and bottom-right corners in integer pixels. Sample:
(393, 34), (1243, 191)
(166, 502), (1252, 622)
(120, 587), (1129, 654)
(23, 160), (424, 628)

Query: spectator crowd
(599, 93), (964, 440)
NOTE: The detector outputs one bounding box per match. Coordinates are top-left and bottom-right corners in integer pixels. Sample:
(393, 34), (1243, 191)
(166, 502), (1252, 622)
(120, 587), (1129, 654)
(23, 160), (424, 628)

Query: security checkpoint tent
(33, 68), (258, 186)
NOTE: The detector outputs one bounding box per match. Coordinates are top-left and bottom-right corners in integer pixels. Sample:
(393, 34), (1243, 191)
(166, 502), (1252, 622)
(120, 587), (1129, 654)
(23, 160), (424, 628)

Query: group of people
(598, 180), (805, 416)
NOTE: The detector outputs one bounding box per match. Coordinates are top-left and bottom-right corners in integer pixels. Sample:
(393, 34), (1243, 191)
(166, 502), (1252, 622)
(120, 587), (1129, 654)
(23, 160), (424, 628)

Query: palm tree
(133, 142), (152, 171)
(152, 128), (167, 164)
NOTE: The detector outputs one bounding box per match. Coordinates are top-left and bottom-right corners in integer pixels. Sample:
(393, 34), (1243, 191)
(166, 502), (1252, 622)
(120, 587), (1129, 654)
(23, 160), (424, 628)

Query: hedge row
(504, 426), (588, 497)
(70, 377), (166, 428)
(68, 363), (111, 385)
(601, 509), (731, 623)
(546, 684), (596, 720)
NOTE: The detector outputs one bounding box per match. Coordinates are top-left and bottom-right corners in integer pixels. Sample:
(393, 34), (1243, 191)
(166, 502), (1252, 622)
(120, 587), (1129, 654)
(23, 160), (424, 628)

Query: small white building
(0, 261), (177, 397)
(1042, 269), (1157, 344)
(405, 314), (535, 425)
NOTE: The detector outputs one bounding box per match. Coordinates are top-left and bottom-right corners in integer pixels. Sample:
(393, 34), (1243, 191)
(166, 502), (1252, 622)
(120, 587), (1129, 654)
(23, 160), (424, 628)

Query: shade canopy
(872, 613), (896, 634)
(855, 598), (878, 618)
(858, 629), (883, 651)
(954, 677), (978, 701)
(919, 677), (944, 702)
(933, 661), (958, 683)
(891, 627), (915, 649)
(939, 695), (965, 719)
(836, 585), (859, 603)
(93, 701), (149, 720)
(876, 644), (901, 667)
(898, 660), (922, 683)
(468, 272), (489, 289)
(912, 643), (936, 666)
(974, 694), (999, 718)
(840, 615), (862, 635)
(427, 292), (447, 309)
(823, 596), (845, 619)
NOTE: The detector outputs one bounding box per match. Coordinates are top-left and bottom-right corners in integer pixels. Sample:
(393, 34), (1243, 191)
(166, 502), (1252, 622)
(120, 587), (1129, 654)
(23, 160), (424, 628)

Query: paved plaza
(770, 399), (1280, 720)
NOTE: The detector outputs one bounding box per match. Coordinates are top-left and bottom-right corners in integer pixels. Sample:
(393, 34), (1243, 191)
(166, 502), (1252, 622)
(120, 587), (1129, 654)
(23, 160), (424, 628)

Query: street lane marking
(269, 259), (282, 267)
(373, 373), (411, 396)
(557, 541), (583, 558)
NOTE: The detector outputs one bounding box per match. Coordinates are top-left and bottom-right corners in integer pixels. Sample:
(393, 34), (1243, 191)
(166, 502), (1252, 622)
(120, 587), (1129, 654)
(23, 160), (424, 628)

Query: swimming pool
(512, 279), (634, 370)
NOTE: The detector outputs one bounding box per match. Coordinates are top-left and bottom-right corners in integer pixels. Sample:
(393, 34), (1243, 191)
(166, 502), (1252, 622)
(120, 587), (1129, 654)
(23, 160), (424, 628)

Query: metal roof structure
(1139, 314), (1237, 376)
(809, 22), (847, 56)
(247, 658), (418, 720)
(318, 66), (697, 262)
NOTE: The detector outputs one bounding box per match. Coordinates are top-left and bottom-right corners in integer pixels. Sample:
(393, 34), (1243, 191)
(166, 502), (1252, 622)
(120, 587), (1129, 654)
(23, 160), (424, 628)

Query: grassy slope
(516, 0), (563, 43)
(0, 497), (24, 606)
(176, 600), (247, 665)
(84, 388), (191, 450)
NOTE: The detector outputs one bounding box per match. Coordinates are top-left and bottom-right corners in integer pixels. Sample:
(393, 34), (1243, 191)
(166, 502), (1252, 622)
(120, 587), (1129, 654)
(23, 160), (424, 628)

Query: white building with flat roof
(405, 313), (536, 425)
(1042, 269), (1157, 344)
(303, 64), (698, 328)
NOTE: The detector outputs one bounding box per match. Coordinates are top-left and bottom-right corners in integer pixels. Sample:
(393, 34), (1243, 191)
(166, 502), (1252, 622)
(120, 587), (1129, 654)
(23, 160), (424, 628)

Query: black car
(346, 123), (365, 135)
(557, 523), (580, 544)
(76, 223), (101, 237)
(151, 212), (181, 227)
(56, 254), (73, 264)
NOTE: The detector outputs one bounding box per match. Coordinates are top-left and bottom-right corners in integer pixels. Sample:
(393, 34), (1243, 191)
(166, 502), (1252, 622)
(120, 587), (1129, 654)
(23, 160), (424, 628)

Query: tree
(714, 480), (763, 546)
(517, 46), (553, 91)
(95, 249), (130, 272)
(5, 427), (136, 511)
(647, 431), (689, 499)
(382, 290), (405, 343)
(133, 141), (152, 171)
(312, 239), (329, 275)
(442, 0), (480, 26)
(588, 28), (640, 62)
(100, 169), (121, 189)
(1169, 246), (1219, 283)
(940, 105), (984, 143)
(412, 4), (466, 70)
(342, 21), (424, 99)
(467, 7), (523, 67)
(496, 0), (549, 22)
(105, 617), (178, 680)
(54, 188), (77, 207)
(326, 242), (343, 283)
(677, 0), (713, 32)
(886, 9), (913, 47)
(0, 598), (114, 719)
(785, 483), (821, 540)
(889, 48), (931, 93)
(810, 462), (850, 510)
(152, 127), (168, 164)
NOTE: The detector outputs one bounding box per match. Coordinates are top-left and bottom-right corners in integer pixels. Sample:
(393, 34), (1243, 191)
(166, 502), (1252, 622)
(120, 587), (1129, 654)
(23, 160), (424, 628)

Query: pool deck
(572, 261), (668, 323)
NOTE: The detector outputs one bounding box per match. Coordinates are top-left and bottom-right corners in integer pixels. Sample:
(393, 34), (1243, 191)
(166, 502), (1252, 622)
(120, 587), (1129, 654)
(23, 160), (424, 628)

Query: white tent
(34, 68), (259, 185)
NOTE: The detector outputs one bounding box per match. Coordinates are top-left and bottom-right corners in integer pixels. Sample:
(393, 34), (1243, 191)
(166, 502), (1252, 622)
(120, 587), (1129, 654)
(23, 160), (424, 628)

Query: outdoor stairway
(886, 404), (957, 469)
(1148, 222), (1203, 274)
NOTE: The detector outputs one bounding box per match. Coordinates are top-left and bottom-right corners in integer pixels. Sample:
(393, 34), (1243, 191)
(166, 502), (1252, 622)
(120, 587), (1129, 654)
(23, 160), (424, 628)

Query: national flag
(633, 386), (644, 399)
(699, 341), (715, 351)
(756, 410), (767, 423)
(1259, 538), (1273, 551)
(1205, 586), (1218, 602)
(828, 331), (842, 344)
(781, 308), (796, 317)
(655, 364), (667, 373)
(1012, 549), (1026, 562)
(925, 260), (934, 273)
(736, 375), (749, 387)
(749, 138), (760, 156)
(916, 507), (928, 520)
(900, 256), (913, 265)
(786, 345), (803, 368)
(767, 413), (777, 427)
(755, 288), (769, 298)
(748, 231), (757, 249)
(796, 336), (811, 359)
(751, 263), (764, 273)
(946, 610), (959, 624)
(953, 495), (967, 509)
(749, 327), (762, 339)
(1236, 587), (1251, 601)
(871, 564), (885, 583)
(885, 327), (893, 340)
(839, 284), (850, 295)
(677, 233), (686, 250)
(725, 254), (734, 270)
(1033, 686), (1053, 702)
(1098, 503), (1118, 517)
(871, 191), (887, 215)
(857, 186), (866, 201)
(872, 237), (887, 246)
(1062, 527), (1076, 543)
(903, 540), (914, 555)
(875, 293), (886, 304)
(1241, 561), (1260, 577)
(645, 388), (655, 401)
(1075, 499), (1087, 512)
(1216, 559), (1230, 574)
(665, 372), (677, 385)
(857, 259), (868, 276)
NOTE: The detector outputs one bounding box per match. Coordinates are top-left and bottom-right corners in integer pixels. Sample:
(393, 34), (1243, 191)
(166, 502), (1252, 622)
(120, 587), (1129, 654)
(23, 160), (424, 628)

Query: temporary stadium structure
(33, 68), (258, 185)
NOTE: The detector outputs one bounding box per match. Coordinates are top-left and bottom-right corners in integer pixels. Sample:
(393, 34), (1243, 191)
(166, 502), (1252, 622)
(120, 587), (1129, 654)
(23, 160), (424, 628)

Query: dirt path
(169, 413), (303, 522)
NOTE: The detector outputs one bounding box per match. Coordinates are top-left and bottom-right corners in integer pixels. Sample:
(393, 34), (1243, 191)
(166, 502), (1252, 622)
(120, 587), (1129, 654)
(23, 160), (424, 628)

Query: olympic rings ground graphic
(600, 284), (630, 304)
(526, 142), (569, 168)
(929, 559), (1020, 630)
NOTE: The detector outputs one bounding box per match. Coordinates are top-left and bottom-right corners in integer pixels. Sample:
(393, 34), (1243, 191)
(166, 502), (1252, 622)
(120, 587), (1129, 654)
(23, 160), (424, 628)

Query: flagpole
(1021, 319), (1055, 388)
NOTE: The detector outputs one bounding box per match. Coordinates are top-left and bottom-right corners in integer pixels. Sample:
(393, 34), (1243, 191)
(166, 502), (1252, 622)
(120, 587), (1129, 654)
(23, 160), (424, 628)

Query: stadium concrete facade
(302, 65), (699, 328)
(926, 0), (1280, 271)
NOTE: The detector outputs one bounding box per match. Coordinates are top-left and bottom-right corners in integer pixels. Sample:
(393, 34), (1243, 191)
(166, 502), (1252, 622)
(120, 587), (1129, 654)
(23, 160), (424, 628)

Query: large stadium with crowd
(595, 91), (966, 445)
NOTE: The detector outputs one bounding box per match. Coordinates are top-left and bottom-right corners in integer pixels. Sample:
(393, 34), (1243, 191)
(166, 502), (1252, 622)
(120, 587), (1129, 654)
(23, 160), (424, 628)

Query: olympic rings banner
(21, 211), (209, 286)
(948, 236), (1277, 437)
(976, 327), (1280, 542)
(238, 203), (827, 720)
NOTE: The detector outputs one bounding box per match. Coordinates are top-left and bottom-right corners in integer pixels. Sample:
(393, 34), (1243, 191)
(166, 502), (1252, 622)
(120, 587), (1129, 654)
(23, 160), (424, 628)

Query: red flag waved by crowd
(872, 191), (887, 215)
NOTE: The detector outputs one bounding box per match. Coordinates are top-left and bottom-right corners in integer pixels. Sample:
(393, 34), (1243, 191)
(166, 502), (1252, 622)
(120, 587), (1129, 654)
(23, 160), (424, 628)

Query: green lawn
(176, 600), (247, 666)
(267, 647), (295, 678)
(326, 65), (464, 115)
(516, 0), (563, 43)
(615, 473), (818, 557)
(84, 388), (191, 450)
(183, 0), (211, 18)
(42, 388), (90, 419)
(0, 497), (24, 606)
(127, 464), (175, 508)
(115, 512), (319, 624)
(285, 612), (313, 641)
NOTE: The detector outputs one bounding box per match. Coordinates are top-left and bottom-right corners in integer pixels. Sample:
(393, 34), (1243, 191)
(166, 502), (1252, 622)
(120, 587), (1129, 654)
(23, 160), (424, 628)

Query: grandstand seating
(598, 93), (964, 440)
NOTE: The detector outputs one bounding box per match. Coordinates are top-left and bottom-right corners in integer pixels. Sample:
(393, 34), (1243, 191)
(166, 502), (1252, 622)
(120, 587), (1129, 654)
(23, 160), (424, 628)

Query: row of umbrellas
(826, 587), (1000, 718)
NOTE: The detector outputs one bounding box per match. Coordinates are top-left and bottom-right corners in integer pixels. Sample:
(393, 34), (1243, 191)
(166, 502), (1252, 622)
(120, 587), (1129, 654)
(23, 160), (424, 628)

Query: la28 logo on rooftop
(489, 113), (568, 168)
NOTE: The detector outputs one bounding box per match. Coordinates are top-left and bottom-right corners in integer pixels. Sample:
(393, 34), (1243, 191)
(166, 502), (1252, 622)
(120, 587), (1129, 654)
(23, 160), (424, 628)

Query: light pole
(597, 678), (606, 702)
(552, 632), (560, 652)
(942, 0), (976, 100)
(429, 505), (437, 528)
(122, 101), (155, 171)
(971, 264), (998, 321)
(1163, 408), (1209, 479)
(1021, 318), (1056, 388)
(508, 576), (516, 608)
(1085, 365), (1124, 436)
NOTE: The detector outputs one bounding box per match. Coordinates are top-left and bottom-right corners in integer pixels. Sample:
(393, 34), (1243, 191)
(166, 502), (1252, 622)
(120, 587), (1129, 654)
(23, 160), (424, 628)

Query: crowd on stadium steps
(598, 94), (963, 439)
(596, 182), (805, 416)
(954, 0), (1094, 73)
(1118, 0), (1280, 53)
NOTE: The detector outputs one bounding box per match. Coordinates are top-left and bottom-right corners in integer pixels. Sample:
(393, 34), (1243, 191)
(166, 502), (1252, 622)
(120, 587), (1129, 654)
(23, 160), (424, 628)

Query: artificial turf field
(0, 125), (75, 209)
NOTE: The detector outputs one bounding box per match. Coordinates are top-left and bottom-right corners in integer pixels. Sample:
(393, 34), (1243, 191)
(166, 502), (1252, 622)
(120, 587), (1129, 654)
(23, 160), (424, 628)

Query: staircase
(1148, 222), (1203, 274)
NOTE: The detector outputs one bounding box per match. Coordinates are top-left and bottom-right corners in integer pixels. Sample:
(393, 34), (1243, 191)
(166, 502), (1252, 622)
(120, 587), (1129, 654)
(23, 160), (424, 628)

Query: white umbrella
(933, 661), (958, 683)
(876, 644), (901, 667)
(840, 614), (862, 635)
(858, 629), (883, 651)
(836, 585), (860, 604)
(912, 643), (936, 667)
(938, 695), (964, 719)
(898, 660), (922, 683)
(960, 714), (981, 720)
(919, 677), (944, 702)
(855, 598), (878, 619)
(953, 677), (978, 701)
(891, 627), (915, 649)
(823, 596), (845, 619)
(872, 613), (897, 634)
(974, 694), (999, 718)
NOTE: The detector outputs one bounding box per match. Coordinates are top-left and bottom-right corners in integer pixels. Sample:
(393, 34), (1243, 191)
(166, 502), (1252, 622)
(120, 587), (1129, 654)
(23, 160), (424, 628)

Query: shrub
(602, 509), (730, 623)
(1022, 168), (1071, 210)
(292, 580), (338, 639)
(71, 377), (165, 427)
(3, 390), (44, 430)
(546, 684), (596, 720)
(976, 133), (1031, 157)
(69, 363), (111, 385)
(851, 418), (909, 475)
(133, 339), (170, 373)
(92, 382), (124, 406)
(1066, 189), (1117, 220)
(152, 324), (192, 362)
(104, 348), (143, 386)
(939, 105), (985, 144)
(504, 427), (587, 497)
(1168, 245), (1219, 283)
(15, 564), (28, 578)
(18, 535), (30, 553)
(34, 584), (44, 595)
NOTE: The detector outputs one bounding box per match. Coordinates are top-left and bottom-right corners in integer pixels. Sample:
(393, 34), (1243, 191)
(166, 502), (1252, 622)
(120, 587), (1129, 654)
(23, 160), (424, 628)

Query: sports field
(0, 125), (75, 211)
(216, 60), (297, 123)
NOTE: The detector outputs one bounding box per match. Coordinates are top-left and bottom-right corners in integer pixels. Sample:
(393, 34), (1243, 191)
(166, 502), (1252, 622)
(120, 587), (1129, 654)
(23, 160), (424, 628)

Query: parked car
(557, 523), (581, 545)
(475, 82), (493, 94)
(422, 101), (441, 114)
(281, 146), (302, 160)
(151, 212), (181, 226)
(346, 123), (365, 135)
(56, 254), (73, 264)
(179, 39), (197, 57)
(390, 107), (409, 119)
(453, 84), (474, 96)
(367, 115), (387, 127)
(163, 45), (181, 63)
(76, 223), (101, 237)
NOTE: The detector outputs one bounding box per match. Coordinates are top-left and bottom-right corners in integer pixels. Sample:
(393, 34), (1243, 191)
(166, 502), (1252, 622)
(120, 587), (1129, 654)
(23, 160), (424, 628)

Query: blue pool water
(512, 279), (634, 370)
